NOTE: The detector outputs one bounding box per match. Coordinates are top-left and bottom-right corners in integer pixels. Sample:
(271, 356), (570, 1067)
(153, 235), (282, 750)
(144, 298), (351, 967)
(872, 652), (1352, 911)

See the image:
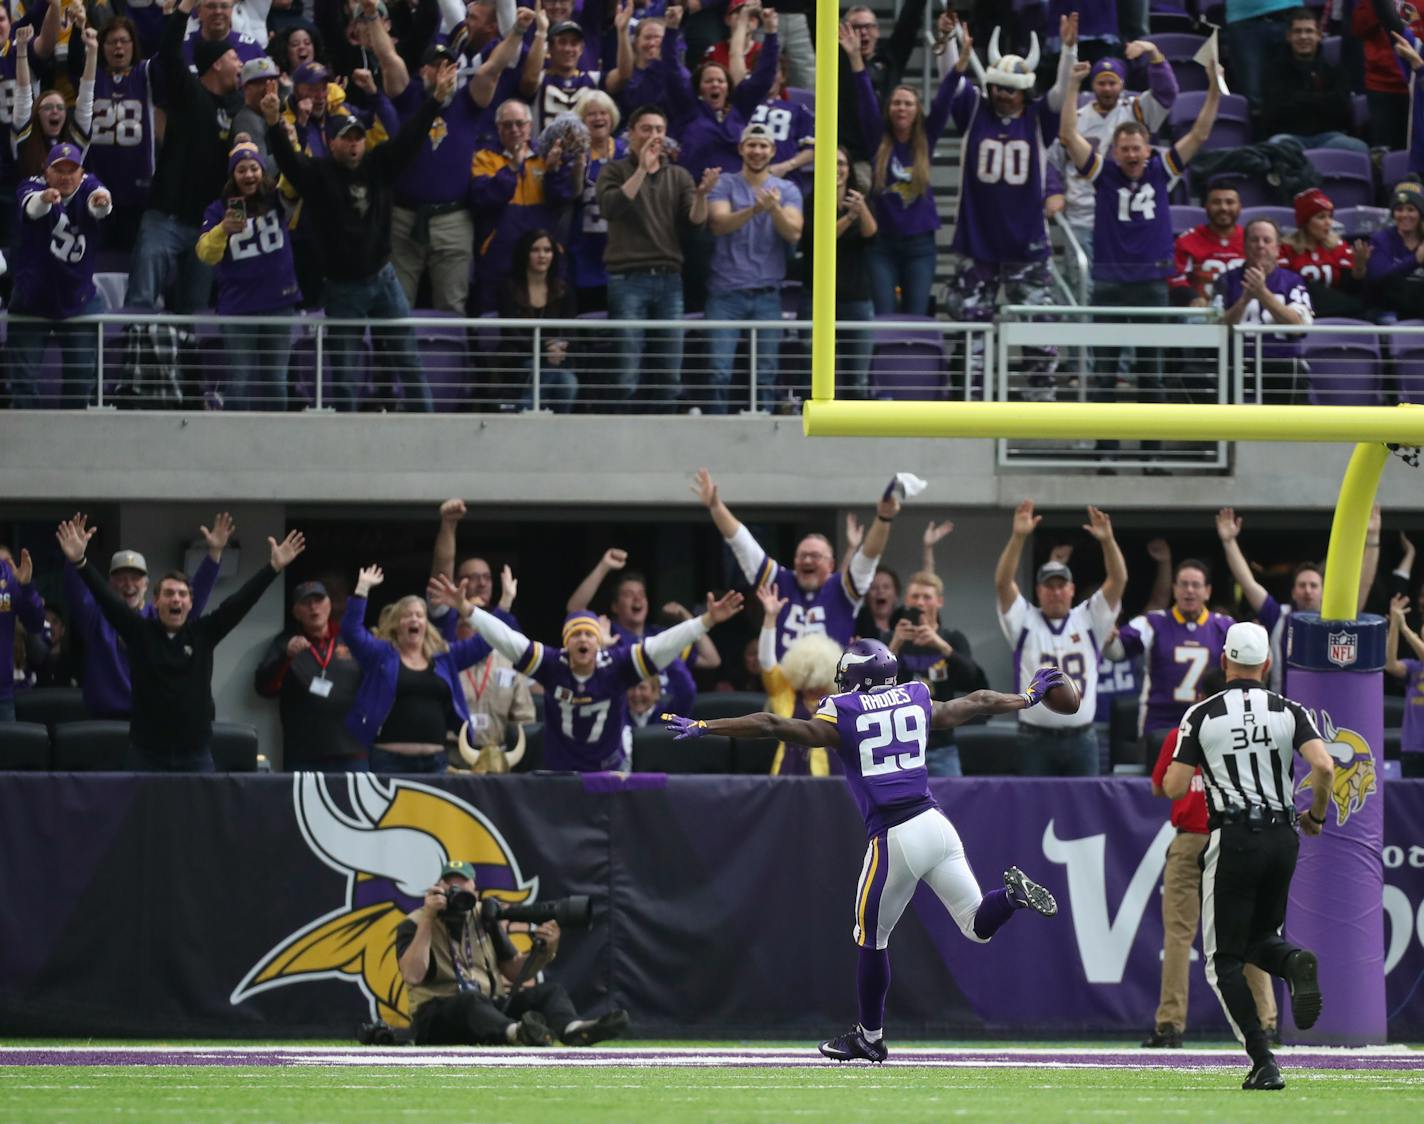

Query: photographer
(395, 862), (629, 1047)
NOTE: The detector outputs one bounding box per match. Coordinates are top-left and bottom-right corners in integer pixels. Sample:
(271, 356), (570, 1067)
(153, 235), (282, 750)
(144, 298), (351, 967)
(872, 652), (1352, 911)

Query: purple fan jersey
(87, 63), (157, 207)
(1254, 592), (1294, 695)
(200, 199), (301, 314)
(1, 45), (31, 185)
(392, 84), (499, 206)
(948, 76), (1058, 263)
(12, 174), (107, 319)
(757, 566), (862, 662)
(816, 679), (937, 838)
(514, 638), (657, 771)
(1116, 607), (1234, 735)
(1081, 145), (1185, 282)
(570, 134), (627, 288)
(1400, 659), (1424, 754)
(747, 98), (814, 195)
(179, 29), (266, 68)
(533, 70), (603, 134)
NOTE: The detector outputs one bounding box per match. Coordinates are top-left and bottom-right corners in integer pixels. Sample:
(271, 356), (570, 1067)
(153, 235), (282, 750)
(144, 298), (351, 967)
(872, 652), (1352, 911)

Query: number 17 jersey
(816, 680), (936, 838)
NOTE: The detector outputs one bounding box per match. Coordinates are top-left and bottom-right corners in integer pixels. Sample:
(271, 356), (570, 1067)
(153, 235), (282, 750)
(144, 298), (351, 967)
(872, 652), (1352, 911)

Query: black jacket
(1259, 46), (1354, 138)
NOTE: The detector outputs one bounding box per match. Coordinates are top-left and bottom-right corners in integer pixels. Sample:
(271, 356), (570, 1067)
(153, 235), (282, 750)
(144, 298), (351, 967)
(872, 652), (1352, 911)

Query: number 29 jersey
(816, 680), (936, 838)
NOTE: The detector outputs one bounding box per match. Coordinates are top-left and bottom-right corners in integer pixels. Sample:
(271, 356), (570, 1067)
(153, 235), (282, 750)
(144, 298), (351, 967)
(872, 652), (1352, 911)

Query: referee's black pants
(1199, 822), (1302, 1065)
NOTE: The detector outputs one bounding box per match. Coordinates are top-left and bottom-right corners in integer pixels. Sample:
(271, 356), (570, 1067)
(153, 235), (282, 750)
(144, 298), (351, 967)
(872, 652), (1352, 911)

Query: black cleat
(561, 1009), (630, 1047)
(1004, 866), (1058, 917)
(1286, 950), (1322, 1030)
(818, 1026), (888, 1064)
(1242, 1059), (1285, 1090)
(1141, 1023), (1183, 1048)
(514, 1010), (553, 1046)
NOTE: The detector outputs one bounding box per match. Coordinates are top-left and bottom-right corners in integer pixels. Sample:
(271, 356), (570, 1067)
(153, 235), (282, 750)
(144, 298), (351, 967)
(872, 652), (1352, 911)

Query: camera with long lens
(479, 895), (593, 929)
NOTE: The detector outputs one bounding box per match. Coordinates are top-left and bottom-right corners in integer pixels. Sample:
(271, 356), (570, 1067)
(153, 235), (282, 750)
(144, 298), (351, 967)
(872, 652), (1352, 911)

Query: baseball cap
(740, 121), (775, 144)
(1224, 622), (1270, 666)
(290, 61), (330, 87)
(419, 43), (458, 67)
(46, 142), (84, 169)
(549, 19), (584, 38)
(1036, 561), (1073, 585)
(324, 113), (366, 140)
(241, 57), (280, 85)
(293, 580), (328, 602)
(440, 861), (477, 881)
(109, 550), (148, 575)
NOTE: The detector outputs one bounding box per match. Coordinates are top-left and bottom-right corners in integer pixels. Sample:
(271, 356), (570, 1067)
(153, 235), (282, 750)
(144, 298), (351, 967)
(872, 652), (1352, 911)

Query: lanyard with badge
(308, 634), (337, 698)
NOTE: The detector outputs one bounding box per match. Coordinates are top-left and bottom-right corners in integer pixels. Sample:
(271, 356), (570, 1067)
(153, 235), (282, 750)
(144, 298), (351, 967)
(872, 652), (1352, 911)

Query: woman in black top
(800, 146), (879, 398)
(497, 229), (579, 412)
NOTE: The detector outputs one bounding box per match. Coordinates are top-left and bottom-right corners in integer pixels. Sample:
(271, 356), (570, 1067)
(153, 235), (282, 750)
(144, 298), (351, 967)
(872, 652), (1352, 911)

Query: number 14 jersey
(816, 680), (936, 838)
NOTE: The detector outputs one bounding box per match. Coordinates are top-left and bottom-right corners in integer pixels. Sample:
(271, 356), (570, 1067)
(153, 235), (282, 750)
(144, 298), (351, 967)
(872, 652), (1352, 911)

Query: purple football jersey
(200, 198), (301, 314)
(570, 134), (627, 288)
(179, 29), (266, 68)
(392, 84), (496, 206)
(0, 46), (29, 185)
(87, 63), (157, 207)
(949, 79), (1058, 263)
(1400, 659), (1424, 754)
(1117, 607), (1234, 734)
(764, 567), (862, 662)
(817, 680), (937, 838)
(533, 69), (603, 134)
(747, 98), (814, 196)
(514, 639), (654, 771)
(11, 174), (107, 319)
(1255, 593), (1294, 695)
(1083, 145), (1184, 282)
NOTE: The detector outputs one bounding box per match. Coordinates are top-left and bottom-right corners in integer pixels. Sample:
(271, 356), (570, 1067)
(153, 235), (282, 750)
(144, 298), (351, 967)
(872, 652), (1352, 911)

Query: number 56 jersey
(817, 680), (937, 838)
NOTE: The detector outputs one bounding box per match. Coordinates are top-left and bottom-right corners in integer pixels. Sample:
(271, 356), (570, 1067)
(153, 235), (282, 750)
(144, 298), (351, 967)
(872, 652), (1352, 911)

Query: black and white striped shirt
(1173, 680), (1321, 815)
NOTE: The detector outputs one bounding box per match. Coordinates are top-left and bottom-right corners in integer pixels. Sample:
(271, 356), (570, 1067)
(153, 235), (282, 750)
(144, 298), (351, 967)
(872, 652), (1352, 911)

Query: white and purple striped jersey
(514, 640), (655, 772)
(999, 589), (1117, 729)
(816, 679), (937, 838)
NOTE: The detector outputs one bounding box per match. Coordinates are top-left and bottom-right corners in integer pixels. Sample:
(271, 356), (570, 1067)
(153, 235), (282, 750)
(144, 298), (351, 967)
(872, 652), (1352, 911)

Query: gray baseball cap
(109, 550), (148, 575)
(1035, 561), (1073, 585)
(241, 57), (281, 85)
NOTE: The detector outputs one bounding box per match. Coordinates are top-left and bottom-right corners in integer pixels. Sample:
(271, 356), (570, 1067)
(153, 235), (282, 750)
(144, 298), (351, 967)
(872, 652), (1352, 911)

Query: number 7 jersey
(817, 680), (937, 838)
(1117, 608), (1234, 736)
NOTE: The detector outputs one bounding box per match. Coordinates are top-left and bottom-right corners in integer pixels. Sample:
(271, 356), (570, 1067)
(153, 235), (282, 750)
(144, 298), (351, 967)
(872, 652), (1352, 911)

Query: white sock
(859, 1024), (883, 1043)
(505, 1022), (520, 1044)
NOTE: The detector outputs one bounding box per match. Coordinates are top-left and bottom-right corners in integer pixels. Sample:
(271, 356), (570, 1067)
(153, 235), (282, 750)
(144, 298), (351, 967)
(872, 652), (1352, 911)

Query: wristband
(1306, 810), (1326, 826)
(876, 515), (894, 524)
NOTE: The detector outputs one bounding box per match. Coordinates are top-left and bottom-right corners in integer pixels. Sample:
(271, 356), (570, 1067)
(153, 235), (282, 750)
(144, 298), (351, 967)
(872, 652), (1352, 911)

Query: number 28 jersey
(87, 62), (157, 208)
(816, 680), (936, 838)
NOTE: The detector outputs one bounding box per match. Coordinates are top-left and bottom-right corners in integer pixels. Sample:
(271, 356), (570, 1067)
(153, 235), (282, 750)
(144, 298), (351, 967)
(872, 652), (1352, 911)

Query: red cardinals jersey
(1281, 240), (1355, 288)
(1171, 223), (1244, 301)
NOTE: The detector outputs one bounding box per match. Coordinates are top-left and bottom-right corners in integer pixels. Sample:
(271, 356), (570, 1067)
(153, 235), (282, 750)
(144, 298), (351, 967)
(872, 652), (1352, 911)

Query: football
(1042, 676), (1083, 716)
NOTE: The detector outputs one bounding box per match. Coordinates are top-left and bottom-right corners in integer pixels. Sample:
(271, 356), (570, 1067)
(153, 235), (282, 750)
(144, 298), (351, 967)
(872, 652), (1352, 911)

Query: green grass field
(4, 1043), (1423, 1124)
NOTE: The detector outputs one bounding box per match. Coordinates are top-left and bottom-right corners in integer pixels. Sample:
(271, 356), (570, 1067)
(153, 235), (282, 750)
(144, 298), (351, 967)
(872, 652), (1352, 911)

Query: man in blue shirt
(705, 121), (803, 414)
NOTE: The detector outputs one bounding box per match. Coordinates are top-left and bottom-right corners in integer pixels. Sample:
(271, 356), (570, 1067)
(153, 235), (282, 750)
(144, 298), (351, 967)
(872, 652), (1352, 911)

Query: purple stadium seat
(411, 312), (471, 412)
(1305, 148), (1373, 209)
(1152, 33), (1208, 89)
(1170, 92), (1250, 150)
(1353, 94), (1368, 135)
(1385, 321), (1424, 404)
(1170, 203), (1202, 235)
(786, 86), (814, 111)
(870, 327), (948, 401)
(1149, 1), (1197, 33)
(1320, 35), (1341, 68)
(1380, 150), (1413, 197)
(1333, 206), (1390, 239)
(1206, 173), (1271, 207)
(1299, 318), (1382, 406)
(1239, 205), (1297, 232)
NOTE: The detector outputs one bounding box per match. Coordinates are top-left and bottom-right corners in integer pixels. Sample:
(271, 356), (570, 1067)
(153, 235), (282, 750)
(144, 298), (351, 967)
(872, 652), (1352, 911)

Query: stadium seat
(1380, 150), (1411, 198)
(1151, 33), (1208, 92)
(411, 312), (470, 412)
(870, 330), (949, 400)
(1385, 321), (1424, 404)
(1352, 94), (1368, 135)
(0, 722), (51, 770)
(786, 86), (814, 111)
(14, 686), (89, 732)
(690, 691), (769, 721)
(211, 721), (260, 772)
(1305, 149), (1373, 209)
(1320, 35), (1341, 68)
(1239, 205), (1296, 232)
(510, 723), (544, 772)
(1170, 92), (1250, 150)
(51, 720), (130, 771)
(1299, 318), (1382, 406)
(630, 725), (731, 774)
(956, 724), (1021, 777)
(1333, 205), (1390, 239)
(1170, 203), (1201, 235)
(731, 735), (779, 774)
(1200, 173), (1270, 207)
(1149, 0), (1196, 33)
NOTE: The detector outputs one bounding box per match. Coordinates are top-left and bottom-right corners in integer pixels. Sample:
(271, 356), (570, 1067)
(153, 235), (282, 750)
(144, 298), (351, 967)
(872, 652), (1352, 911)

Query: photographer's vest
(407, 915), (508, 1018)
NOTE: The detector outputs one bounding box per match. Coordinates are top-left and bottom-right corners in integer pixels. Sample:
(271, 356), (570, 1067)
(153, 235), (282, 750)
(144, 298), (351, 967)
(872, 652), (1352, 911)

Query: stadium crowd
(1, 0), (1423, 410)
(4, 477), (1422, 779)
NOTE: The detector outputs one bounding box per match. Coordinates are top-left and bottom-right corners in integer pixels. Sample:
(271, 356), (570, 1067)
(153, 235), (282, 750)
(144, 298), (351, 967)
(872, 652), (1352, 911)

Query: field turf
(3, 1043), (1422, 1124)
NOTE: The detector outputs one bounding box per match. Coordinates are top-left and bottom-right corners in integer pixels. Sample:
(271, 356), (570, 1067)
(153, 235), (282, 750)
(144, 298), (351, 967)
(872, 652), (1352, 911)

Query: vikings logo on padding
(1296, 708), (1377, 828)
(230, 774), (536, 1026)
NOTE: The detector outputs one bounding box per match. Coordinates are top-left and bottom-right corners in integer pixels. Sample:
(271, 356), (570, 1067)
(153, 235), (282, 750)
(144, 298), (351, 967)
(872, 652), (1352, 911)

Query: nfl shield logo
(1327, 631), (1358, 668)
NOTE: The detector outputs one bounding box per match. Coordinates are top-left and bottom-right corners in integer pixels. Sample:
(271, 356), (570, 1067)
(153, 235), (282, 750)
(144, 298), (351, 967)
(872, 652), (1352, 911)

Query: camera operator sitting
(395, 861), (629, 1047)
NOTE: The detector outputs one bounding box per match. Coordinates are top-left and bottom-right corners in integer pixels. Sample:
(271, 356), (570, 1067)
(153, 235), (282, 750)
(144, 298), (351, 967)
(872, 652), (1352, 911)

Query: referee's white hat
(1224, 622), (1270, 666)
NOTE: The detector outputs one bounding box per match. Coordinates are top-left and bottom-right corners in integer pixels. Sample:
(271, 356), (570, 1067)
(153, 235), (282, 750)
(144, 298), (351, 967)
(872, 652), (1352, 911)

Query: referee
(1164, 622), (1335, 1091)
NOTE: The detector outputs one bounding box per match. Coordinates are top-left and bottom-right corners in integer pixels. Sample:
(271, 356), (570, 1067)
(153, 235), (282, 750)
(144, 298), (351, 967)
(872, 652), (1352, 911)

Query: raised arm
(1144, 539), (1172, 612)
(1058, 61), (1093, 171)
(663, 599), (723, 669)
(666, 710), (841, 747)
(1386, 595), (1420, 678)
(433, 577), (535, 664)
(1082, 506), (1127, 611)
(930, 667), (1062, 729)
(996, 500), (1039, 612)
(605, 0), (635, 95)
(203, 532), (304, 645)
(57, 515), (145, 644)
(642, 591), (743, 670)
(921, 521), (954, 579)
(1173, 64), (1220, 166)
(1215, 507), (1268, 611)
(518, 4), (548, 100)
(858, 488), (903, 563)
(357, 0), (411, 97)
(431, 499), (465, 582)
(691, 466), (744, 539)
(473, 7), (535, 106)
(1361, 505), (1382, 615)
(567, 548), (627, 613)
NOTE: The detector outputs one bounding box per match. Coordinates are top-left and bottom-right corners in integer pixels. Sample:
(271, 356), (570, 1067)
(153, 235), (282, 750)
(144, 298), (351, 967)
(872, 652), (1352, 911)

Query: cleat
(1286, 950), (1321, 1030)
(1242, 1059), (1285, 1091)
(515, 1010), (553, 1047)
(818, 1026), (888, 1064)
(1004, 866), (1058, 917)
(1141, 1024), (1183, 1049)
(561, 1009), (630, 1047)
